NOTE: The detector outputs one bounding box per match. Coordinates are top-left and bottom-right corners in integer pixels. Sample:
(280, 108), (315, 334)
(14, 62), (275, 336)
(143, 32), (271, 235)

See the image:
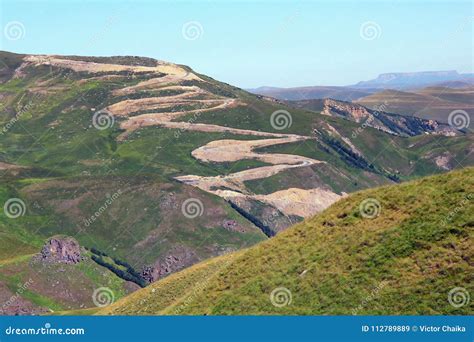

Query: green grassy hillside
(101, 167), (473, 315)
(0, 250), (134, 314)
(1, 177), (265, 267)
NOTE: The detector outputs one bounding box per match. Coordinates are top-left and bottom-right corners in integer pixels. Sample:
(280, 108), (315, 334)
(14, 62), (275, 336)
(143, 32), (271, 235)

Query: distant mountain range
(351, 70), (474, 90)
(248, 71), (474, 126)
(247, 86), (373, 102)
(249, 71), (474, 100)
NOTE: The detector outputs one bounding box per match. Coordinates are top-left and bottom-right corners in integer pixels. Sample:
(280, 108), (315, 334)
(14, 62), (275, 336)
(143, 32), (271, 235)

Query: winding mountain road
(103, 65), (341, 217)
(26, 56), (342, 218)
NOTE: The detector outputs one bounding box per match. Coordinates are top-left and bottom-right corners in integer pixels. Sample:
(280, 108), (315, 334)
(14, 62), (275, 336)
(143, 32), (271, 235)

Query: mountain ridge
(352, 70), (474, 90)
(285, 98), (460, 137)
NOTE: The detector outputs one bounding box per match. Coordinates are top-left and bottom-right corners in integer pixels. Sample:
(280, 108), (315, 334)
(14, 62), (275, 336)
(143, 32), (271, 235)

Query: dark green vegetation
(88, 247), (147, 287)
(102, 168), (474, 315)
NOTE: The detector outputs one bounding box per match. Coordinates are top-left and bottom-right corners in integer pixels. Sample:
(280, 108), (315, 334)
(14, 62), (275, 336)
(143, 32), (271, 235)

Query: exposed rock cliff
(39, 236), (83, 264)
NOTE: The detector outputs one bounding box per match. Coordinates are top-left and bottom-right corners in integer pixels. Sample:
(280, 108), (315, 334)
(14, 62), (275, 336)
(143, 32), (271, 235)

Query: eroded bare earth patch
(15, 55), (343, 219)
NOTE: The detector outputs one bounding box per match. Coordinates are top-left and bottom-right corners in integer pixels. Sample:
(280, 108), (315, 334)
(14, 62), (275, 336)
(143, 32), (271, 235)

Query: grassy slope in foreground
(100, 167), (473, 315)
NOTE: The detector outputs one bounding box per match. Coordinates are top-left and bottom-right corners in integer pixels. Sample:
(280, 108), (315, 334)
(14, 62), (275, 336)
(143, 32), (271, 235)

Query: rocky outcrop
(141, 246), (197, 283)
(321, 98), (373, 122)
(320, 98), (459, 137)
(39, 236), (83, 264)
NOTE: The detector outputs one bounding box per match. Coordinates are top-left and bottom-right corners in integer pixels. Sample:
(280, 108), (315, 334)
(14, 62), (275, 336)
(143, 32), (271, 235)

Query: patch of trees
(322, 135), (401, 183)
(323, 136), (375, 172)
(88, 248), (147, 287)
(228, 201), (275, 237)
(88, 247), (107, 257)
(387, 173), (401, 183)
(404, 117), (436, 136)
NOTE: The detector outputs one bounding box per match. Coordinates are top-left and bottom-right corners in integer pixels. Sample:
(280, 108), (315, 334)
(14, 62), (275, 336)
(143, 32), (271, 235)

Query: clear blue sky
(0, 0), (472, 88)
